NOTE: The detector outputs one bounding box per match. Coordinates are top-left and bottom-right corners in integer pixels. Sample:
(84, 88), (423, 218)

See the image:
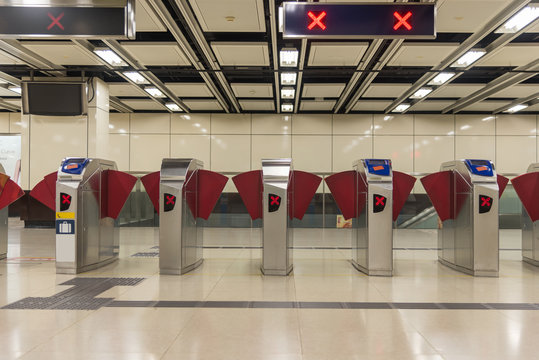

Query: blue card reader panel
(365, 159), (391, 176)
(61, 158), (89, 175)
(465, 159), (494, 177)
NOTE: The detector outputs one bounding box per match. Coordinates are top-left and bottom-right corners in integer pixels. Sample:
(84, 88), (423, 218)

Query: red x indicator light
(307, 11), (327, 30)
(393, 11), (412, 30)
(479, 195), (493, 214)
(164, 193), (177, 212)
(373, 194), (387, 213)
(62, 194), (71, 204)
(47, 12), (65, 30)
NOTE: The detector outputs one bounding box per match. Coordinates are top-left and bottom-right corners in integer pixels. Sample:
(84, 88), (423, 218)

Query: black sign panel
(164, 193), (176, 212)
(283, 3), (435, 39)
(0, 7), (131, 38)
(60, 193), (71, 211)
(268, 194), (281, 213)
(479, 195), (493, 214)
(373, 194), (387, 213)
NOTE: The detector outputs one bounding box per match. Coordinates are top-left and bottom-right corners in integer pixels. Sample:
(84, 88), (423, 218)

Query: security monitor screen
(24, 82), (86, 116)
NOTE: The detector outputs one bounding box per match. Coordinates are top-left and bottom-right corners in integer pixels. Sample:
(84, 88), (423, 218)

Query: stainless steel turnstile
(159, 158), (203, 275)
(261, 159), (293, 275)
(437, 160), (499, 277)
(0, 164), (8, 260)
(352, 159), (393, 276)
(519, 163), (539, 266)
(55, 158), (119, 274)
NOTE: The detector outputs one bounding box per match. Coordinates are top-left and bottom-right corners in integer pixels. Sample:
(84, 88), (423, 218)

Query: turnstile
(325, 159), (416, 276)
(30, 158), (136, 274)
(511, 163), (539, 266)
(140, 158), (228, 275)
(422, 159), (506, 277)
(0, 164), (24, 260)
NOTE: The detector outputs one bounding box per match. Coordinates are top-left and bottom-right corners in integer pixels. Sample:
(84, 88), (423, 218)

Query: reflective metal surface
(159, 158), (203, 275)
(522, 163), (539, 266)
(0, 164), (7, 260)
(261, 158), (293, 276)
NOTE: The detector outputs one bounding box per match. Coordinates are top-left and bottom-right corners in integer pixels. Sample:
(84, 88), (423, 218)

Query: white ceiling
(108, 83), (147, 97)
(435, 0), (511, 33)
(490, 84), (539, 98)
(302, 84), (345, 98)
(190, 0), (266, 32)
(136, 0), (166, 32)
(363, 84), (412, 98)
(300, 100), (336, 111)
(0, 87), (21, 97)
(430, 84), (485, 98)
(232, 83), (273, 98)
(410, 100), (455, 111)
(21, 41), (102, 66)
(352, 100), (392, 111)
(479, 44), (539, 67)
(122, 99), (166, 111)
(462, 100), (511, 112)
(308, 43), (368, 67)
(211, 42), (270, 66)
(165, 83), (214, 98)
(121, 42), (191, 66)
(0, 49), (25, 65)
(183, 99), (223, 111)
(388, 43), (459, 67)
(239, 100), (275, 111)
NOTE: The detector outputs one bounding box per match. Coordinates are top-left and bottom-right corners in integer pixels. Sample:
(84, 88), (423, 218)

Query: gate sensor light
(393, 103), (410, 112)
(123, 71), (149, 84)
(281, 72), (297, 85)
(280, 48), (298, 67)
(451, 49), (486, 67)
(496, 5), (539, 33)
(428, 72), (455, 85)
(93, 49), (127, 67)
(505, 104), (528, 113)
(411, 87), (432, 99)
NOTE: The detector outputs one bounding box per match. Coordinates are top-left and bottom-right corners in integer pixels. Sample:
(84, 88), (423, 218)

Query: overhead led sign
(283, 2), (436, 39)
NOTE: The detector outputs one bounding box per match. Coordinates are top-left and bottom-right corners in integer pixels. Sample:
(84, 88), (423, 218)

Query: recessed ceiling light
(393, 103), (410, 113)
(505, 104), (528, 113)
(165, 102), (182, 112)
(93, 49), (127, 67)
(281, 72), (297, 85)
(411, 87), (433, 99)
(123, 71), (149, 84)
(8, 86), (21, 94)
(144, 86), (165, 98)
(281, 87), (295, 99)
(496, 4), (539, 33)
(280, 48), (298, 67)
(451, 49), (486, 68)
(428, 72), (456, 85)
(281, 103), (293, 112)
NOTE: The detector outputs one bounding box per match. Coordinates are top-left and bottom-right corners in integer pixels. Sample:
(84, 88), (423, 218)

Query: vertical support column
(87, 78), (109, 159)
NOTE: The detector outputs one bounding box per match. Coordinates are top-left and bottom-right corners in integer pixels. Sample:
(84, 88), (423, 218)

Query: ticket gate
(30, 158), (136, 274)
(421, 159), (508, 277)
(0, 164), (24, 260)
(325, 159), (416, 276)
(511, 163), (539, 266)
(141, 159), (228, 275)
(233, 159), (322, 275)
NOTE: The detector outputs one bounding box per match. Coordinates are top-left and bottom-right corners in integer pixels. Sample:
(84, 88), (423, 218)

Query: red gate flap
(232, 170), (263, 220)
(0, 178), (24, 210)
(140, 171), (160, 212)
(289, 170), (322, 220)
(44, 172), (57, 198)
(392, 171), (416, 222)
(497, 174), (509, 198)
(197, 169), (228, 220)
(29, 173), (57, 211)
(421, 171), (453, 222)
(325, 170), (357, 220)
(511, 173), (539, 222)
(105, 170), (137, 219)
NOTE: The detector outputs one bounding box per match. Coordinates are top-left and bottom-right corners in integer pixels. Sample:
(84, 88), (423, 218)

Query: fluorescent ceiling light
(393, 103), (410, 113)
(411, 87), (433, 99)
(144, 86), (165, 98)
(281, 72), (297, 85)
(123, 71), (149, 84)
(165, 102), (182, 112)
(496, 5), (539, 33)
(93, 49), (127, 67)
(281, 87), (295, 99)
(281, 103), (293, 112)
(8, 86), (21, 94)
(280, 48), (298, 67)
(428, 72), (456, 85)
(505, 104), (528, 113)
(451, 49), (486, 68)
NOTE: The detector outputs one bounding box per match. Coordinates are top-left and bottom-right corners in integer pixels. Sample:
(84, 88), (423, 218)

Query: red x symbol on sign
(166, 195), (176, 205)
(62, 194), (71, 204)
(375, 196), (385, 206)
(47, 12), (65, 30)
(307, 11), (327, 30)
(481, 197), (491, 207)
(270, 195), (280, 205)
(393, 11), (412, 30)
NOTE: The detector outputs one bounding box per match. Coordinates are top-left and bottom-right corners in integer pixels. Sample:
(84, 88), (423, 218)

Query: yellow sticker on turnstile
(56, 212), (75, 219)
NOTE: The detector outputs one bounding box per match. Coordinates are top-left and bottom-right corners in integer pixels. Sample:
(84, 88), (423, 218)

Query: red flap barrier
(392, 171), (416, 221)
(325, 170), (369, 220)
(511, 173), (539, 222)
(197, 169), (228, 220)
(421, 171), (453, 222)
(140, 171), (160, 212)
(232, 170), (263, 220)
(0, 177), (24, 210)
(288, 170), (322, 220)
(29, 171), (57, 211)
(104, 170), (137, 219)
(497, 174), (509, 198)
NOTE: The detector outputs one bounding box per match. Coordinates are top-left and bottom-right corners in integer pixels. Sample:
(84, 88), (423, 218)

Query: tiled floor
(1, 219), (538, 359)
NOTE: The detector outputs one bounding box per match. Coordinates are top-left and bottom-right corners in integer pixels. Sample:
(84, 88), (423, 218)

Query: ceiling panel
(184, 99), (223, 111)
(121, 99), (165, 111)
(239, 100), (275, 111)
(165, 83), (214, 97)
(136, 0), (166, 32)
(363, 84), (412, 98)
(308, 43), (368, 67)
(0, 87), (21, 97)
(211, 42), (269, 66)
(121, 42), (191, 66)
(0, 49), (25, 65)
(525, 103), (539, 112)
(410, 100), (455, 111)
(0, 98), (21, 108)
(489, 84), (539, 98)
(388, 43), (459, 66)
(302, 84), (345, 98)
(21, 41), (102, 65)
(436, 0), (510, 33)
(430, 84), (485, 98)
(352, 100), (392, 111)
(190, 0), (265, 32)
(300, 100), (336, 111)
(479, 44), (539, 67)
(108, 83), (146, 97)
(461, 100), (511, 112)
(232, 83), (273, 98)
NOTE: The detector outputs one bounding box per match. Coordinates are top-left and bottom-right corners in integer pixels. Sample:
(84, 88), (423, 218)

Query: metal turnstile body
(521, 163), (539, 266)
(159, 158), (203, 275)
(55, 158), (118, 274)
(439, 159), (499, 277)
(352, 159), (393, 276)
(261, 159), (293, 275)
(0, 164), (8, 260)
